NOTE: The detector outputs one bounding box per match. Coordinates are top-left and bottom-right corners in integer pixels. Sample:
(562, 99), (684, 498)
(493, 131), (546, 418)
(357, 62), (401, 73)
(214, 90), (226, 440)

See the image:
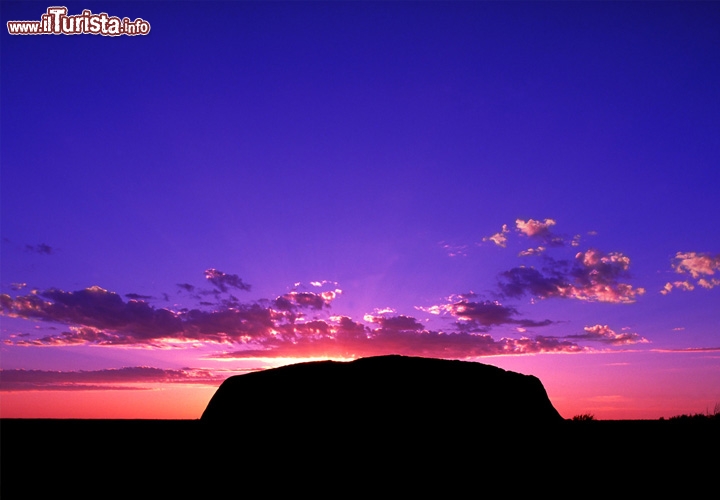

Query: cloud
(515, 219), (567, 247)
(1, 282), (583, 360)
(125, 293), (153, 300)
(367, 307), (396, 316)
(587, 394), (629, 402)
(211, 314), (583, 360)
(204, 269), (251, 292)
(652, 346), (720, 353)
(499, 249), (645, 303)
(698, 278), (720, 289)
(366, 314), (424, 331)
(482, 224), (510, 247)
(662, 252), (720, 293)
(672, 252), (720, 278)
(498, 266), (568, 299)
(0, 287), (280, 346)
(0, 366), (223, 391)
(177, 283), (196, 293)
(566, 324), (648, 345)
(445, 300), (552, 330)
(0, 283), (339, 347)
(483, 218), (572, 249)
(660, 281), (694, 295)
(310, 280), (338, 287)
(518, 246), (546, 257)
(440, 242), (468, 257)
(516, 218), (556, 238)
(5, 267), (653, 360)
(274, 292), (323, 311)
(24, 243), (54, 255)
(182, 304), (279, 343)
(274, 289), (341, 312)
(417, 298), (553, 333)
(1, 286), (184, 345)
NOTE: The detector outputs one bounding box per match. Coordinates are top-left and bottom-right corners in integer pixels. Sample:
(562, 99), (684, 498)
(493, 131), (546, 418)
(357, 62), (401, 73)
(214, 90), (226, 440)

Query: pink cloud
(663, 252), (720, 293)
(440, 241), (469, 257)
(483, 218), (567, 249)
(483, 218), (577, 249)
(566, 324), (648, 345)
(660, 281), (694, 295)
(482, 224), (509, 247)
(499, 249), (645, 303)
(1, 287), (277, 346)
(672, 252), (720, 278)
(1, 287), (184, 342)
(698, 278), (720, 289)
(1, 283), (583, 360)
(518, 246), (546, 257)
(212, 318), (584, 360)
(3, 268), (649, 361)
(516, 218), (556, 237)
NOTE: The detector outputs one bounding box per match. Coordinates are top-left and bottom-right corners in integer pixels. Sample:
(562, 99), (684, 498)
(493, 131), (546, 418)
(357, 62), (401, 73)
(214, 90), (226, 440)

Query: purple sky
(2, 1), (719, 419)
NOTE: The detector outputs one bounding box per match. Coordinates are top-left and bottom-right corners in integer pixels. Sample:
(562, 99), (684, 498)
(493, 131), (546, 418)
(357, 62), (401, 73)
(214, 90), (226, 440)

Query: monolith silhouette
(201, 355), (563, 432)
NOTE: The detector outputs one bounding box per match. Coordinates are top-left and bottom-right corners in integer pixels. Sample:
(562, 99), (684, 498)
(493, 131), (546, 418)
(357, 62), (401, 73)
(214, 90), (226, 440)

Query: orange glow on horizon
(0, 385), (218, 419)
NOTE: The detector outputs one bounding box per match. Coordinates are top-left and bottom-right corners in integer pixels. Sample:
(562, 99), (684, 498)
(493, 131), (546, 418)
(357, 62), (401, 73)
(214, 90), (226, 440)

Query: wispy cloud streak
(0, 366), (223, 391)
(24, 243), (54, 255)
(204, 268), (251, 292)
(565, 324), (648, 345)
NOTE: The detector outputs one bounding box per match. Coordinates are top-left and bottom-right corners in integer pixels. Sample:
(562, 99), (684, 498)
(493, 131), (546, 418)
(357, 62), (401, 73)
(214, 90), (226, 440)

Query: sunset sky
(2, 1), (719, 420)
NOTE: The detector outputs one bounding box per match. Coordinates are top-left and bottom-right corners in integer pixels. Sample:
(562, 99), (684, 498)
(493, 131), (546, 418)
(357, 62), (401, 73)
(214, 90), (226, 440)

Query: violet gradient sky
(1, 1), (719, 420)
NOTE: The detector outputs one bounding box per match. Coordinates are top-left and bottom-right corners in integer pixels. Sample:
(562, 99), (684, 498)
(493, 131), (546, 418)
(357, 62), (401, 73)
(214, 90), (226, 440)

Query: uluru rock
(201, 355), (563, 433)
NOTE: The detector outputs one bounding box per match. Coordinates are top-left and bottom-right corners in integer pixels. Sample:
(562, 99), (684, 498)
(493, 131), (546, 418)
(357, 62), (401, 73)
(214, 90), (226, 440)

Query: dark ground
(2, 418), (717, 496)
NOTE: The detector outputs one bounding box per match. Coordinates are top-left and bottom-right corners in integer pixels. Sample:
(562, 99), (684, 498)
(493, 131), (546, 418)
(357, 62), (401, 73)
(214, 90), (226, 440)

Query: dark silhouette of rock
(201, 355), (563, 433)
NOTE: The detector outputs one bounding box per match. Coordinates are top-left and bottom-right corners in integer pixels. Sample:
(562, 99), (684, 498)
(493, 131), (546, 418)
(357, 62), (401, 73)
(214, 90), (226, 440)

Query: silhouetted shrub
(668, 402), (720, 421)
(572, 413), (595, 421)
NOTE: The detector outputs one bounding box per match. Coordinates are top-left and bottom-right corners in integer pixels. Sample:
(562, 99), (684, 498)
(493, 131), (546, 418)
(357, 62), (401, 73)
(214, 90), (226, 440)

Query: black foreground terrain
(3, 356), (717, 496)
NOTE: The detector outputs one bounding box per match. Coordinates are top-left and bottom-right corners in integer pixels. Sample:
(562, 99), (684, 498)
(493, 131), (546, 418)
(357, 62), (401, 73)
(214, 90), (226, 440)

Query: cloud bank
(0, 366), (222, 391)
(211, 314), (583, 360)
(1, 265), (590, 360)
(1, 285), (580, 359)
